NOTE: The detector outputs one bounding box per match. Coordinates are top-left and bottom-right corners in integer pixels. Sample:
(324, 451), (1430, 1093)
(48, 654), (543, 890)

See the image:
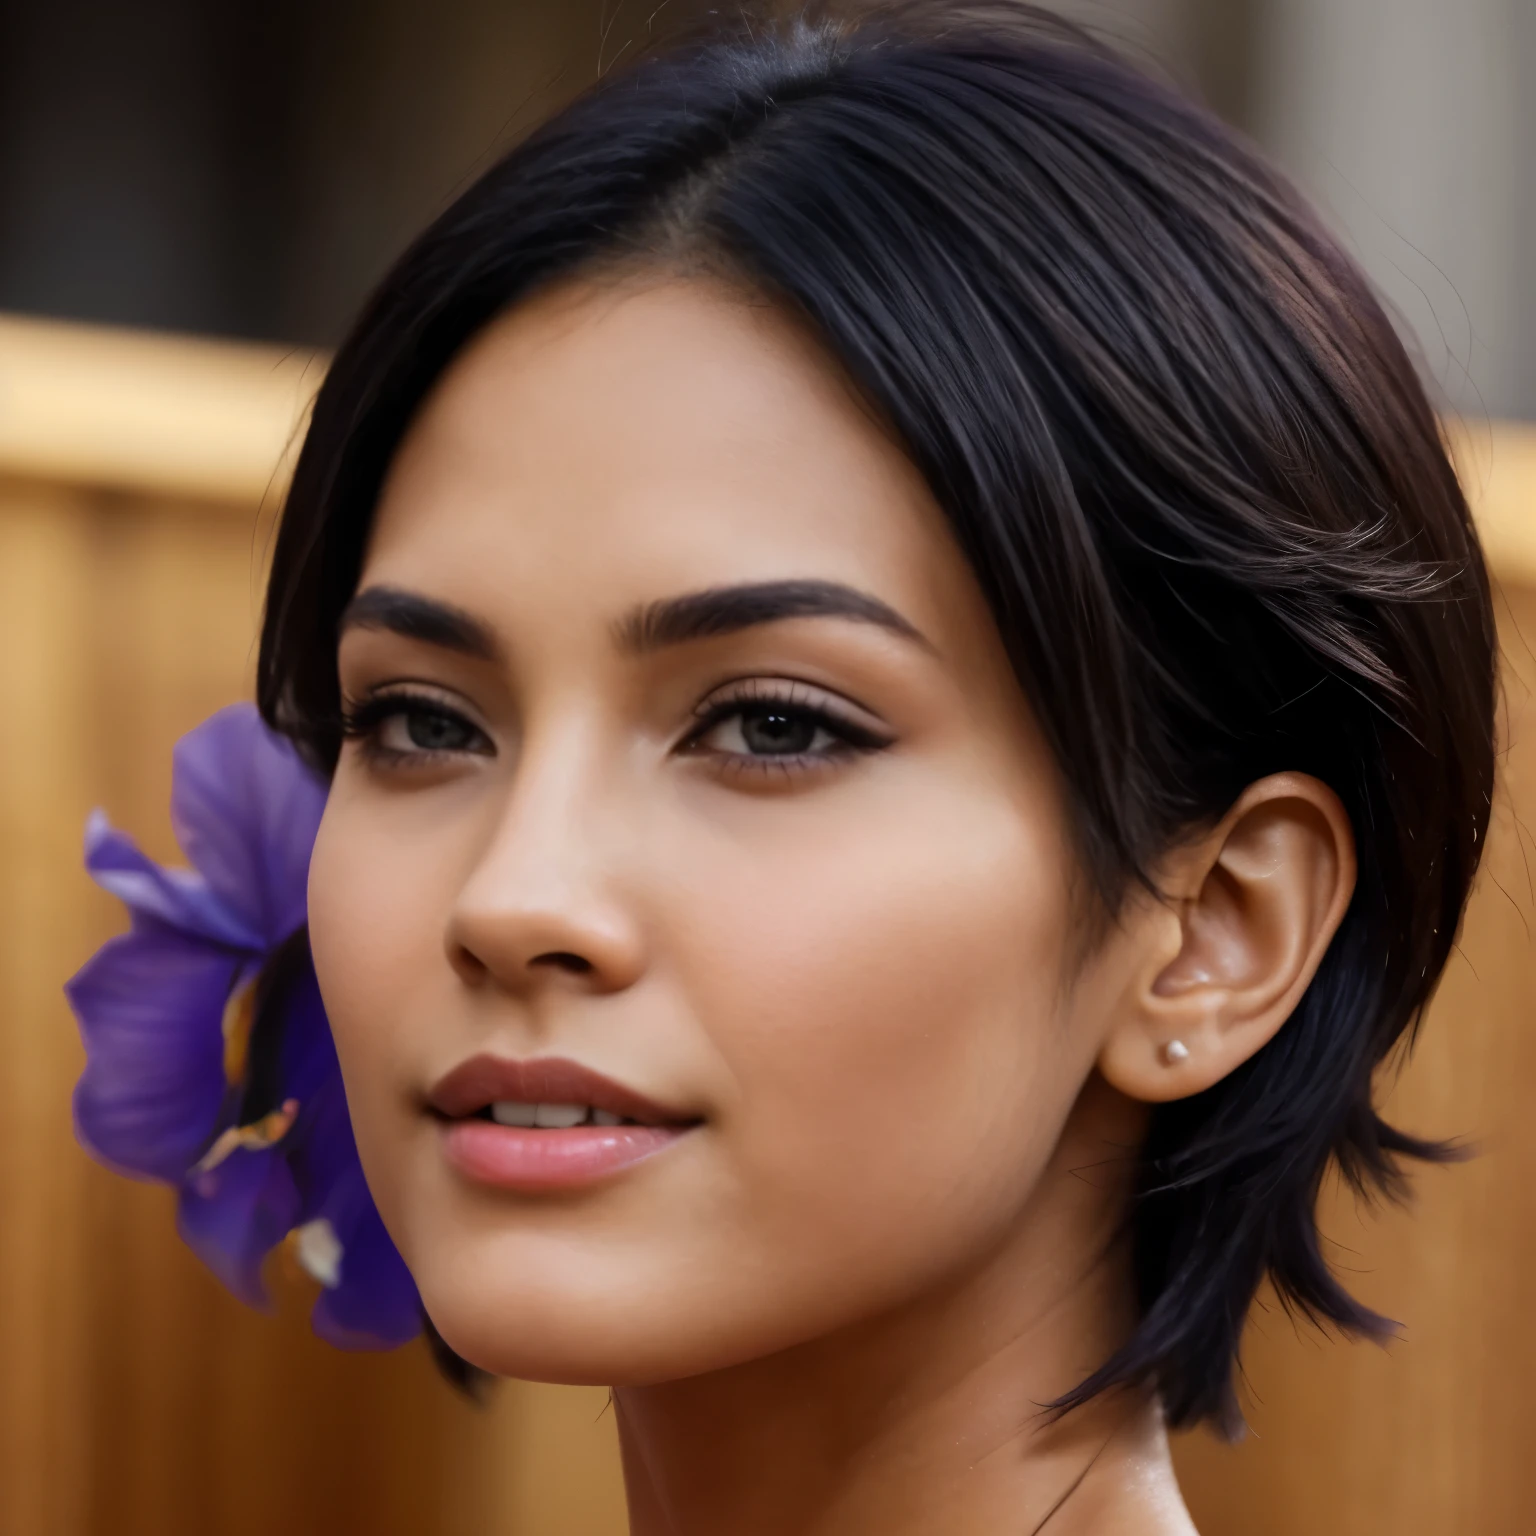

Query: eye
(682, 680), (892, 774)
(340, 690), (494, 766)
(703, 704), (837, 757)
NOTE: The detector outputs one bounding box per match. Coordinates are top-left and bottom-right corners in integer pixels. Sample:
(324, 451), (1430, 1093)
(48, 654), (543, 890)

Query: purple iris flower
(66, 703), (420, 1349)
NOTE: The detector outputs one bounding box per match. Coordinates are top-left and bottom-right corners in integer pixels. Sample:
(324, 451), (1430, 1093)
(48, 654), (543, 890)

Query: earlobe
(1098, 773), (1356, 1105)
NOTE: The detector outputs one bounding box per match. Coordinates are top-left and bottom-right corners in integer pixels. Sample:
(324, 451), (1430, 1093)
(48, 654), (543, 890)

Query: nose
(445, 737), (646, 998)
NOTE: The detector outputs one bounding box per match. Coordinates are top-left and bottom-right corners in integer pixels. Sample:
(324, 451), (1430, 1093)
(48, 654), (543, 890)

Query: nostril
(450, 944), (490, 983)
(531, 951), (595, 975)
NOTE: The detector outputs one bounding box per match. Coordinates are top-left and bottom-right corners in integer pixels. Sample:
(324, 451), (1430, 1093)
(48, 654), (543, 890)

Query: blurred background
(0, 2), (1533, 1533)
(3, 0), (1534, 418)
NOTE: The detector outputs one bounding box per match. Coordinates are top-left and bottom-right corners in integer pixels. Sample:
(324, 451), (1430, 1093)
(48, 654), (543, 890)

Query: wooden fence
(1, 312), (1532, 1534)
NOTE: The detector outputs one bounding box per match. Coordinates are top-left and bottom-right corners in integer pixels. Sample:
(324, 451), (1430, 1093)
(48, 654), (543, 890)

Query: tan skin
(308, 276), (1355, 1535)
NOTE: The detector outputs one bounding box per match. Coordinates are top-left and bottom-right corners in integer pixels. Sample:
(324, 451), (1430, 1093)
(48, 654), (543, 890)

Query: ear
(1097, 773), (1356, 1105)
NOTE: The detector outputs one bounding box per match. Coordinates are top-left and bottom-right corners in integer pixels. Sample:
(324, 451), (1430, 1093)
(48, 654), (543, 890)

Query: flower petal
(285, 1056), (421, 1349)
(177, 1146), (302, 1309)
(84, 811), (263, 951)
(309, 1162), (422, 1350)
(69, 922), (246, 1182)
(169, 704), (327, 946)
(271, 953), (343, 1107)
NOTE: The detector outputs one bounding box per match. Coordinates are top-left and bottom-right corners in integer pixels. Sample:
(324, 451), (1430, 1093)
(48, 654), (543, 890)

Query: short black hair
(258, 2), (1496, 1433)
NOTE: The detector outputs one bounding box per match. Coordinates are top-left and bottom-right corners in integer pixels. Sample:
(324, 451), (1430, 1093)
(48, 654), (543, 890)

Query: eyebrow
(615, 579), (928, 654)
(337, 578), (928, 664)
(339, 586), (499, 660)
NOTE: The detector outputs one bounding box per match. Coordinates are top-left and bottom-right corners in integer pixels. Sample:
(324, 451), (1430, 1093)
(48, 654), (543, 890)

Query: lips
(427, 1054), (700, 1192)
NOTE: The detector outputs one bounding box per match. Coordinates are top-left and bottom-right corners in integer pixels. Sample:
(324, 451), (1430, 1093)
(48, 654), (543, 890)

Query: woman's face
(310, 277), (1133, 1383)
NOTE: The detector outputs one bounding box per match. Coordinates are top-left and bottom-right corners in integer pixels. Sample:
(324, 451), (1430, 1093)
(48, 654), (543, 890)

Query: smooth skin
(308, 275), (1355, 1536)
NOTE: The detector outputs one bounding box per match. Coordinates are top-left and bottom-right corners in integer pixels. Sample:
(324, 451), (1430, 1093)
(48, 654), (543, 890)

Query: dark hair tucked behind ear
(258, 1), (1496, 1433)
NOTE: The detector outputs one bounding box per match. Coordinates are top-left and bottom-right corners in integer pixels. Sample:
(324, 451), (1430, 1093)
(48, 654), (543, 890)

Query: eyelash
(679, 679), (893, 779)
(337, 680), (893, 779)
(339, 690), (493, 768)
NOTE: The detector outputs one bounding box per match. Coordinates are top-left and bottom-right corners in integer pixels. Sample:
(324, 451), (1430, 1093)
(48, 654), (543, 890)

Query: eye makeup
(678, 677), (895, 782)
(339, 688), (495, 769)
(337, 672), (896, 785)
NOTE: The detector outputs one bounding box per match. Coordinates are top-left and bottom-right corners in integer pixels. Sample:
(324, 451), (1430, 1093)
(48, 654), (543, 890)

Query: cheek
(311, 796), (425, 1031)
(671, 776), (1085, 1315)
(305, 790), (463, 1190)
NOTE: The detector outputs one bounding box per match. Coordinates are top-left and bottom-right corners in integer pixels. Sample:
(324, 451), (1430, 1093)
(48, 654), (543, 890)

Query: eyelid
(341, 678), (488, 720)
(689, 674), (887, 727)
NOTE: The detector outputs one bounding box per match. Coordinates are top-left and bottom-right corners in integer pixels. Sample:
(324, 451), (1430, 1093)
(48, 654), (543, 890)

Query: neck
(614, 1266), (1191, 1536)
(613, 1087), (1196, 1536)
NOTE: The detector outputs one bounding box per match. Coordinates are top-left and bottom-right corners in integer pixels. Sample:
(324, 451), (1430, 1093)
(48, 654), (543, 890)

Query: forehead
(363, 277), (980, 637)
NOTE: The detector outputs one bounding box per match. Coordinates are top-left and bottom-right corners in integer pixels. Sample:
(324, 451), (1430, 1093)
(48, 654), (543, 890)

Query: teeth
(534, 1102), (588, 1129)
(491, 1101), (539, 1127)
(486, 1102), (632, 1128)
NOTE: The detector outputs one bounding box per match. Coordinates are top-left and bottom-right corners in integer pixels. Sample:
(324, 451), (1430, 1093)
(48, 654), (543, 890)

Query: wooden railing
(1, 312), (1532, 1535)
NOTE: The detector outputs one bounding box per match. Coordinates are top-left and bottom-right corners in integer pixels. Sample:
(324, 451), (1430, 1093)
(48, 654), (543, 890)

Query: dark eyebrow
(615, 579), (928, 654)
(338, 585), (499, 660)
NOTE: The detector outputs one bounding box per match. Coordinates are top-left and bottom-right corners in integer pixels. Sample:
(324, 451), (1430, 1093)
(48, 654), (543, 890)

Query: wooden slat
(0, 480), (97, 1536)
(1450, 417), (1536, 585)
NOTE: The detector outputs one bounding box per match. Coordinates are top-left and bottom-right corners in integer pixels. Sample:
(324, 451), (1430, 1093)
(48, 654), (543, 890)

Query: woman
(69, 4), (1495, 1531)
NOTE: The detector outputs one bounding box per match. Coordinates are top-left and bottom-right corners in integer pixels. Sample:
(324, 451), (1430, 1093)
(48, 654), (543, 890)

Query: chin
(410, 1230), (852, 1388)
(410, 1245), (719, 1386)
(428, 1307), (634, 1386)
(422, 1291), (740, 1387)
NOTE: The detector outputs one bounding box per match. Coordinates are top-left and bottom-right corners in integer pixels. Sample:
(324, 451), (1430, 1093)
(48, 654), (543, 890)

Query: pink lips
(428, 1054), (699, 1193)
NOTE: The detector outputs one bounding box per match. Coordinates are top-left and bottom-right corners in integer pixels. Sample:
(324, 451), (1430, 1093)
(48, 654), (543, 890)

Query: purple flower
(67, 704), (420, 1349)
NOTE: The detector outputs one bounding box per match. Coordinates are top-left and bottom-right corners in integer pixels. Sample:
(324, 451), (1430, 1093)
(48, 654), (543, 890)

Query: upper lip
(426, 1054), (696, 1127)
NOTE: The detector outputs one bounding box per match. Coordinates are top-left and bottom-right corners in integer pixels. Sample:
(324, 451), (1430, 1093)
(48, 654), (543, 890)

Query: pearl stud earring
(1162, 1040), (1190, 1065)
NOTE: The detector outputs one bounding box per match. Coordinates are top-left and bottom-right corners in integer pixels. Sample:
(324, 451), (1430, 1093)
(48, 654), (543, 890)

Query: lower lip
(440, 1119), (692, 1191)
